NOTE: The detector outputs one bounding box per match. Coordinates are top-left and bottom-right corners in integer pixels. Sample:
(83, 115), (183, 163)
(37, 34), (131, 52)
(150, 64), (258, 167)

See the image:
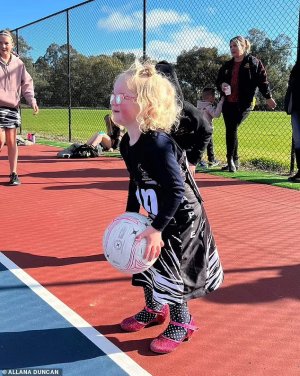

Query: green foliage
(246, 157), (286, 172)
(14, 27), (292, 112)
(32, 44), (134, 108)
(175, 47), (230, 103)
(246, 29), (292, 109)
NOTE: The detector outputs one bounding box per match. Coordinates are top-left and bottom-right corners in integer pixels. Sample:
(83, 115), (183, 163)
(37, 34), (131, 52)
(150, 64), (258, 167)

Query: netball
(103, 212), (156, 274)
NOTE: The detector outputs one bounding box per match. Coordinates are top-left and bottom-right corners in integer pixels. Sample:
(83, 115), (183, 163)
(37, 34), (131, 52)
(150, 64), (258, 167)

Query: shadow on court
(206, 263), (300, 304)
(0, 327), (105, 368)
(2, 250), (105, 268)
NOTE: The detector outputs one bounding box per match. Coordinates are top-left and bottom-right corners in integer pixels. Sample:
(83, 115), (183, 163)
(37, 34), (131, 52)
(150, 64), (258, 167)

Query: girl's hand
(135, 226), (164, 262)
(32, 103), (39, 114)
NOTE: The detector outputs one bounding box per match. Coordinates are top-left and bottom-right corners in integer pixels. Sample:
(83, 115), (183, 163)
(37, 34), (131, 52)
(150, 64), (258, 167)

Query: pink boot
(120, 305), (169, 332)
(150, 317), (198, 354)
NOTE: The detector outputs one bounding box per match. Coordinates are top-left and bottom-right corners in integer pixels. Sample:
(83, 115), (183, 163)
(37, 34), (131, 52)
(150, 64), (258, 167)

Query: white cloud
(97, 8), (228, 62)
(146, 26), (228, 62)
(147, 9), (190, 29)
(98, 9), (190, 31)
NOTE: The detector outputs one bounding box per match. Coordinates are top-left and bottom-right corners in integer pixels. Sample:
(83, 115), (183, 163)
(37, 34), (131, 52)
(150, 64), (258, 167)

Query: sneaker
(288, 171), (300, 182)
(208, 159), (220, 167)
(9, 172), (21, 186)
(221, 164), (229, 171)
(198, 161), (208, 168)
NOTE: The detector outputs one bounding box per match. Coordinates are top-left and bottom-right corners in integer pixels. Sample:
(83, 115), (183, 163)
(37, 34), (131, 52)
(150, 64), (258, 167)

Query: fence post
(67, 9), (72, 142)
(290, 7), (300, 173)
(143, 0), (146, 61)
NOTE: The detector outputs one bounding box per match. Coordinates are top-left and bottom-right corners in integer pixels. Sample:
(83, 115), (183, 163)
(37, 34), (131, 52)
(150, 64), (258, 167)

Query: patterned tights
(135, 287), (163, 322)
(135, 287), (190, 341)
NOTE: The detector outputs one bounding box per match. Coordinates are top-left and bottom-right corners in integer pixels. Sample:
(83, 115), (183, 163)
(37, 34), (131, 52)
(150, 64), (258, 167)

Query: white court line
(0, 252), (151, 376)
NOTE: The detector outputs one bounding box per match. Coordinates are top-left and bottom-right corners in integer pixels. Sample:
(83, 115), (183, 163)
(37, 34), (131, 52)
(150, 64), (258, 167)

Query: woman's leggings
(292, 111), (300, 149)
(222, 102), (251, 160)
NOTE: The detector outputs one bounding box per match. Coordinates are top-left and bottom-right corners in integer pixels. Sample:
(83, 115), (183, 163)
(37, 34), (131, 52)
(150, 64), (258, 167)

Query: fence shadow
(24, 167), (129, 179)
(2, 250), (105, 268)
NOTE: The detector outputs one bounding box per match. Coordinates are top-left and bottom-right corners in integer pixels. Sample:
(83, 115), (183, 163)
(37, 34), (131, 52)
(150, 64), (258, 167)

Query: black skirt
(132, 180), (224, 305)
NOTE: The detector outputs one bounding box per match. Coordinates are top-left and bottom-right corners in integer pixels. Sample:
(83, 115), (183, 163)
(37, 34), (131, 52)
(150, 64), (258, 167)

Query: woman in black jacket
(284, 59), (300, 182)
(216, 35), (276, 172)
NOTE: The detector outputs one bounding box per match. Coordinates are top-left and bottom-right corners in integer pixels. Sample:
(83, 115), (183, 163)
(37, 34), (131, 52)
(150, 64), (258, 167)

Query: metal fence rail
(11, 0), (300, 171)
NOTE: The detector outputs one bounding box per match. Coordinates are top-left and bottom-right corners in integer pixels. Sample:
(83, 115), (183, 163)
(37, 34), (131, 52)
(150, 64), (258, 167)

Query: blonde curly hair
(115, 60), (182, 133)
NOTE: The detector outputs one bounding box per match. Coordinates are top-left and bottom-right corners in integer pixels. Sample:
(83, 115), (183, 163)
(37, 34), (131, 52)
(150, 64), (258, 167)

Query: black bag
(71, 144), (101, 158)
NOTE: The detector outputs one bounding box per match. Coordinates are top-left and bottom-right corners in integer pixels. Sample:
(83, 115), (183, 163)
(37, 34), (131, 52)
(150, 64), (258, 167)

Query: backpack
(57, 143), (81, 158)
(70, 144), (102, 158)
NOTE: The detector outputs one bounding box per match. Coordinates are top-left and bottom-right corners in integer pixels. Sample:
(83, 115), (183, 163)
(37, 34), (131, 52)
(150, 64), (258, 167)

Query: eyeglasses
(110, 93), (137, 105)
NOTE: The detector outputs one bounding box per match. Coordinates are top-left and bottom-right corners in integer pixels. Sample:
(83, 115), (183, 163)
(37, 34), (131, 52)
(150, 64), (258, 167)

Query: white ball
(103, 212), (157, 274)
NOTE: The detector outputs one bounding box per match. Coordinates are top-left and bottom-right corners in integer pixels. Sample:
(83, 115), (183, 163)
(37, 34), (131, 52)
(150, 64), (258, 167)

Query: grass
(22, 108), (300, 190)
(21, 108), (293, 169)
(212, 111), (292, 170)
(21, 108), (111, 142)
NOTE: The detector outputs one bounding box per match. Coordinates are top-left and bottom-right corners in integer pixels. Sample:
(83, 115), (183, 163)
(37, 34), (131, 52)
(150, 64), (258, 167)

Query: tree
(34, 43), (82, 106)
(246, 29), (292, 109)
(112, 52), (136, 68)
(33, 44), (135, 108)
(175, 47), (230, 103)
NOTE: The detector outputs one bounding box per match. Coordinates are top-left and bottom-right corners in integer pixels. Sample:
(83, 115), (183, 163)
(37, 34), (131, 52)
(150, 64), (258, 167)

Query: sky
(1, 0), (85, 30)
(1, 0), (299, 63)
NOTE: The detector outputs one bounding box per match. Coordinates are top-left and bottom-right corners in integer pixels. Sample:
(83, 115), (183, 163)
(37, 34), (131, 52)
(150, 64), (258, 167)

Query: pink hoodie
(0, 54), (37, 109)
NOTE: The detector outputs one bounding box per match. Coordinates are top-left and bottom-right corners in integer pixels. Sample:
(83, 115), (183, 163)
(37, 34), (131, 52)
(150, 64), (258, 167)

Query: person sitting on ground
(86, 113), (125, 152)
(197, 87), (224, 167)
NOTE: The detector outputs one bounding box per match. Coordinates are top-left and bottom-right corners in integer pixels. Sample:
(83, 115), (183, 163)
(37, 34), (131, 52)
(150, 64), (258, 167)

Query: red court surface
(1, 144), (300, 376)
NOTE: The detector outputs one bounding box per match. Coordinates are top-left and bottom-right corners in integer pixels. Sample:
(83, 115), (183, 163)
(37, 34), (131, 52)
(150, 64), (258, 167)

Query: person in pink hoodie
(0, 29), (39, 185)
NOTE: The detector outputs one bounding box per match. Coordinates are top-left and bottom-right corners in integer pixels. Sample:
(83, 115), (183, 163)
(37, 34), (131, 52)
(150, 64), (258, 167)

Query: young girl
(111, 60), (224, 354)
(0, 30), (39, 185)
(86, 113), (125, 151)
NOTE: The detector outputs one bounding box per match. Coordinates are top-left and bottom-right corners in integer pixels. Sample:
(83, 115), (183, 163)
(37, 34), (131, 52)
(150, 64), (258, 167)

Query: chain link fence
(11, 0), (300, 172)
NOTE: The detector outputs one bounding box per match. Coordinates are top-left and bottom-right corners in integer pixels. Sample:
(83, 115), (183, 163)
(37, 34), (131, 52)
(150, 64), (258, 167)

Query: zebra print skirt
(132, 184), (224, 305)
(0, 107), (21, 128)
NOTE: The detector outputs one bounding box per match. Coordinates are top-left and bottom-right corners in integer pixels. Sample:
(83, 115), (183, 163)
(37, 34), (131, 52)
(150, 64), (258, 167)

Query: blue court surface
(0, 255), (150, 376)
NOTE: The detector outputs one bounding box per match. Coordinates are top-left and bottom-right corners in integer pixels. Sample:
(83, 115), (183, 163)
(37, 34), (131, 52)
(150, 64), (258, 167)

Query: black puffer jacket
(216, 54), (272, 109)
(155, 61), (212, 166)
(173, 101), (212, 166)
(284, 61), (300, 114)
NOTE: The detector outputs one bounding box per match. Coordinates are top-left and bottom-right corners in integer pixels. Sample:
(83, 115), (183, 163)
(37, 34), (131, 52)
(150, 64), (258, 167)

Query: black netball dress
(120, 131), (223, 305)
